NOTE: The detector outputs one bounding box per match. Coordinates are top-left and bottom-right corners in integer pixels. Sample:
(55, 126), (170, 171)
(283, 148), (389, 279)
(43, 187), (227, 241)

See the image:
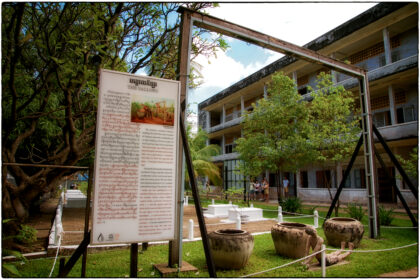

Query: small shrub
(346, 203), (366, 221)
(281, 197), (302, 213)
(16, 225), (37, 245)
(379, 205), (395, 226)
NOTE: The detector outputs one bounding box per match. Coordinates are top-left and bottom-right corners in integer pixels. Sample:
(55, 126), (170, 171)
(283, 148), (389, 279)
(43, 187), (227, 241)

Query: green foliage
(14, 225), (418, 277)
(378, 205), (395, 226)
(16, 224), (38, 245)
(2, 2), (228, 223)
(396, 147), (418, 180)
(2, 219), (27, 277)
(281, 197), (302, 213)
(236, 72), (360, 181)
(223, 187), (244, 203)
(236, 72), (314, 179)
(346, 203), (366, 221)
(185, 126), (222, 188)
(308, 72), (360, 163)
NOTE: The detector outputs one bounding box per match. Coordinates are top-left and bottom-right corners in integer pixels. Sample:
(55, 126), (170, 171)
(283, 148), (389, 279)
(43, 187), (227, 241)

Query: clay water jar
(208, 229), (254, 269)
(323, 217), (364, 248)
(271, 222), (311, 258)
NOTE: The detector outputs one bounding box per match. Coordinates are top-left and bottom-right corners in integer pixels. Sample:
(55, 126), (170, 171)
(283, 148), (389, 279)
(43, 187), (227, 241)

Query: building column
(350, 168), (356, 188)
(292, 71), (298, 86)
(263, 84), (268, 98)
(395, 167), (403, 189)
(222, 104), (226, 124)
(336, 163), (342, 189)
(221, 134), (225, 155)
(382, 28), (392, 65)
(388, 85), (396, 125)
(330, 54), (337, 84)
(296, 170), (301, 188)
(206, 111), (210, 129)
(241, 95), (245, 112)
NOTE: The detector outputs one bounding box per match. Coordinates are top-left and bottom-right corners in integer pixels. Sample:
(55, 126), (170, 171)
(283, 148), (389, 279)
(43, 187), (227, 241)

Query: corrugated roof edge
(198, 2), (409, 110)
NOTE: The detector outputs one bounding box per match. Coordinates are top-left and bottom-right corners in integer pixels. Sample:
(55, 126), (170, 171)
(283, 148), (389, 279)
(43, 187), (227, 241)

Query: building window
(373, 110), (391, 127)
(396, 105), (416, 124)
(316, 170), (331, 188)
(300, 171), (308, 188)
(342, 170), (351, 188)
(354, 168), (366, 188)
(224, 160), (245, 190)
(225, 143), (235, 154)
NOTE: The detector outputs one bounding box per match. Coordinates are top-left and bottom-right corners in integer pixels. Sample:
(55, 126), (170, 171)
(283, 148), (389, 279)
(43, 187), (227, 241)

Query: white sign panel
(91, 69), (180, 244)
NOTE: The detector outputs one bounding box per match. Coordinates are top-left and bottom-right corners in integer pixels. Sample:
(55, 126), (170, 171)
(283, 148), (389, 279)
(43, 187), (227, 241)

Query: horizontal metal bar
(3, 162), (89, 169)
(178, 7), (366, 78)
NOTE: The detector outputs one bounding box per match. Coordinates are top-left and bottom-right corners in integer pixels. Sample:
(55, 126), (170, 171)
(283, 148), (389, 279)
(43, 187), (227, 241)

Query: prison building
(198, 2), (418, 206)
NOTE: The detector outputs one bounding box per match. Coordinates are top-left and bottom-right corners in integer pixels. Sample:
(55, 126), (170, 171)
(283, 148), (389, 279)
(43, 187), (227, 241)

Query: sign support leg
(130, 243), (138, 277)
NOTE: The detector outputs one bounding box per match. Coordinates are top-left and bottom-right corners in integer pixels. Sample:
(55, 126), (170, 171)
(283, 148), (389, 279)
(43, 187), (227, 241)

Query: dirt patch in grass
(378, 267), (418, 277)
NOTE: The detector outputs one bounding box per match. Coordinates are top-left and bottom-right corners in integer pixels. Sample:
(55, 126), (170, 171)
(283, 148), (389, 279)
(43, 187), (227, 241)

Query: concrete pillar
(241, 95), (245, 113)
(336, 163), (343, 189)
(350, 168), (356, 189)
(388, 85), (396, 125)
(206, 111), (210, 129)
(296, 170), (301, 189)
(222, 104), (226, 123)
(292, 71), (298, 84)
(330, 54), (337, 84)
(221, 134), (225, 154)
(382, 28), (392, 65)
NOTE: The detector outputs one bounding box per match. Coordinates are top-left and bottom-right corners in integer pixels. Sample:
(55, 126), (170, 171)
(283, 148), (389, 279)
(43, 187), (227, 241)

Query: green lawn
(12, 223), (418, 278)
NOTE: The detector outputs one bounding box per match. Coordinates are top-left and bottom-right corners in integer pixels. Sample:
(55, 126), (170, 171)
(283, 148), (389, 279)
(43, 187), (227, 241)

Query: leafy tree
(396, 147), (418, 180)
(307, 72), (360, 213)
(2, 2), (227, 238)
(235, 73), (315, 203)
(185, 126), (222, 188)
(236, 72), (360, 204)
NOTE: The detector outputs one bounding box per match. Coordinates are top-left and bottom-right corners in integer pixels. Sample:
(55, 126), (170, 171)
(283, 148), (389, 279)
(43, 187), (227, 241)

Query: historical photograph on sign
(130, 96), (175, 126)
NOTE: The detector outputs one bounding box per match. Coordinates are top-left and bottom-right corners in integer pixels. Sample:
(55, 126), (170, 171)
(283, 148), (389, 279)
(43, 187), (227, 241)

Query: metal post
(359, 76), (379, 238)
(179, 115), (217, 277)
(130, 243), (138, 278)
(169, 6), (193, 268)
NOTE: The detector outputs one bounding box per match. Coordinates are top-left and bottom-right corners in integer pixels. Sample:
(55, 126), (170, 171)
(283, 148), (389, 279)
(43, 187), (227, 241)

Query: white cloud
(187, 2), (377, 113)
(205, 3), (377, 46)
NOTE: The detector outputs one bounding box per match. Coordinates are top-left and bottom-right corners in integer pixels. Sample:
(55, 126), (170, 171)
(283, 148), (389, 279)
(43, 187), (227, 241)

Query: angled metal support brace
(373, 146), (418, 227)
(372, 124), (418, 199)
(325, 135), (364, 222)
(179, 114), (217, 278)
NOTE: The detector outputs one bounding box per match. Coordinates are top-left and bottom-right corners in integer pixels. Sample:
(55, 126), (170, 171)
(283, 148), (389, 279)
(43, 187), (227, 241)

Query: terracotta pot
(323, 217), (364, 248)
(271, 222), (311, 258)
(208, 229), (254, 269)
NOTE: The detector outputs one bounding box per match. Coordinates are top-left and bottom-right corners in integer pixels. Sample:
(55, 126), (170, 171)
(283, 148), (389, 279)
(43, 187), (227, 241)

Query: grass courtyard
(11, 201), (418, 278)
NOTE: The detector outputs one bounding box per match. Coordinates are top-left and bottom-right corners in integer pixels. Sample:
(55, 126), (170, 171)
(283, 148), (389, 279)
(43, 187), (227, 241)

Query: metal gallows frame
(177, 7), (379, 240)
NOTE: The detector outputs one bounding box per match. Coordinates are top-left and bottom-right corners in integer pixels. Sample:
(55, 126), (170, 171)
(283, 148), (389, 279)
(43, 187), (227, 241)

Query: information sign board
(91, 69), (180, 244)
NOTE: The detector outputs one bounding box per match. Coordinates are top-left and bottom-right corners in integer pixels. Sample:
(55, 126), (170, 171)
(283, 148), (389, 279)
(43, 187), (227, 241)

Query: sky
(187, 2), (377, 114)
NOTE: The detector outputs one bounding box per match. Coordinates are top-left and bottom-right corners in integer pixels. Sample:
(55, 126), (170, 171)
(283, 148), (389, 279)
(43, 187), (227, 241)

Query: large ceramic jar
(271, 222), (311, 258)
(208, 229), (254, 269)
(323, 217), (364, 248)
